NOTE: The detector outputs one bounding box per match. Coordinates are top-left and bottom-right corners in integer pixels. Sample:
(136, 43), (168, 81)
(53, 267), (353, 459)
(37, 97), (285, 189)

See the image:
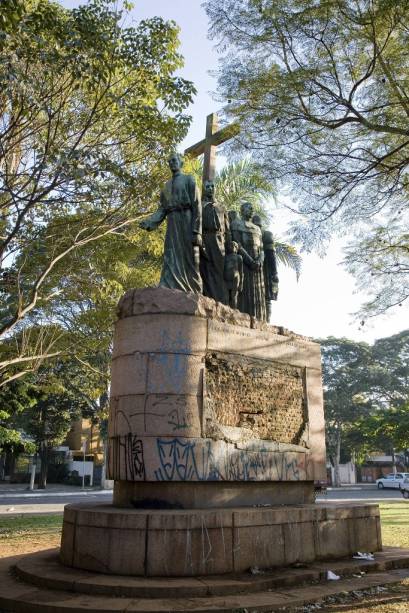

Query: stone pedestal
(59, 287), (381, 577)
(60, 502), (382, 577)
(107, 287), (325, 504)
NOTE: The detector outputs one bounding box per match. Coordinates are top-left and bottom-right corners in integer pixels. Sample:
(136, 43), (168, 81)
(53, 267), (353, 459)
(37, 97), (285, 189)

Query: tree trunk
(333, 427), (342, 488)
(0, 453), (5, 480)
(38, 442), (48, 489)
(392, 447), (397, 474)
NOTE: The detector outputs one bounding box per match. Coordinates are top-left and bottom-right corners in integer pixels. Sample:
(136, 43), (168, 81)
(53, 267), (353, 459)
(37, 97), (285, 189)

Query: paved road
(0, 490), (113, 515)
(318, 485), (404, 504)
(0, 484), (406, 515)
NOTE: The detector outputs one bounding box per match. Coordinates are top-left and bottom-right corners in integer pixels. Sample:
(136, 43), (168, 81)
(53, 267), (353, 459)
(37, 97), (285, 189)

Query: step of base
(12, 547), (409, 599)
(1, 548), (409, 612)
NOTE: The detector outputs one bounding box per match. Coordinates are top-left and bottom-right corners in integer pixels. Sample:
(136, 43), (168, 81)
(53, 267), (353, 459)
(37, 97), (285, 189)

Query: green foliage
(215, 159), (275, 222)
(0, 1), (26, 39)
(0, 0), (194, 386)
(320, 331), (409, 478)
(320, 337), (373, 468)
(204, 0), (409, 316)
(0, 350), (106, 459)
(351, 404), (409, 458)
(344, 224), (409, 318)
(0, 379), (36, 450)
(13, 371), (86, 449)
(273, 242), (302, 280)
(368, 330), (409, 407)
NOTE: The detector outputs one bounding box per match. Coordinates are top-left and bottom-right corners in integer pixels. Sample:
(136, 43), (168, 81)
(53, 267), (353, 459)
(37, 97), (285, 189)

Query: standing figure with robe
(139, 153), (202, 294)
(200, 180), (231, 304)
(224, 241), (243, 309)
(253, 215), (279, 321)
(230, 202), (267, 321)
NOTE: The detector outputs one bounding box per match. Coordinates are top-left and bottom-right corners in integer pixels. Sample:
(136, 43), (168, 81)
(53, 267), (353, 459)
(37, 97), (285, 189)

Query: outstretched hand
(251, 258), (262, 271)
(139, 219), (153, 231)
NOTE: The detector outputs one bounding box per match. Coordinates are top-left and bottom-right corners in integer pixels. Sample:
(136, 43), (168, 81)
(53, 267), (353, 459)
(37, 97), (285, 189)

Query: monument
(3, 114), (405, 613)
(58, 115), (381, 575)
(55, 286), (380, 578)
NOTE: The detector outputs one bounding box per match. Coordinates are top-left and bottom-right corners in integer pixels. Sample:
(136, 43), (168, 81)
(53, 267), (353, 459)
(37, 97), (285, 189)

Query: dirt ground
(0, 531), (60, 558)
(0, 513), (62, 558)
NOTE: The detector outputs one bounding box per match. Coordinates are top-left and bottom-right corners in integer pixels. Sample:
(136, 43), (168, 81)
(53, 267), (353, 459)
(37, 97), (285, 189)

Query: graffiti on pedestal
(158, 328), (192, 354)
(153, 437), (306, 482)
(154, 438), (219, 481)
(108, 435), (307, 482)
(107, 434), (145, 481)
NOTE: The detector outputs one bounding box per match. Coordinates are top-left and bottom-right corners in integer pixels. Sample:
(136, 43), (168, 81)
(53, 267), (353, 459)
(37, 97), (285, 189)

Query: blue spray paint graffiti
(154, 438), (220, 481)
(153, 438), (306, 482)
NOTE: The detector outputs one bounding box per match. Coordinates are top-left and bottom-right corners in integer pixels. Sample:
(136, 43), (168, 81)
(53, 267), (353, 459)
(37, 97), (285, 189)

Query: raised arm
(139, 191), (167, 231)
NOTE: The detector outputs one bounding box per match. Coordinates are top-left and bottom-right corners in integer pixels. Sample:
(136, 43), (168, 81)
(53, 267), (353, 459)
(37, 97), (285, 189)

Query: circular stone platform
(3, 547), (409, 613)
(10, 549), (325, 598)
(12, 547), (409, 599)
(60, 502), (382, 577)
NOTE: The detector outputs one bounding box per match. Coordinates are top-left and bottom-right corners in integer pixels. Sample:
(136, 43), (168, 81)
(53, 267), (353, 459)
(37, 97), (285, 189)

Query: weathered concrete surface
(13, 546), (409, 599)
(60, 502), (382, 577)
(113, 480), (315, 509)
(205, 352), (306, 443)
(3, 547), (409, 612)
(107, 287), (326, 489)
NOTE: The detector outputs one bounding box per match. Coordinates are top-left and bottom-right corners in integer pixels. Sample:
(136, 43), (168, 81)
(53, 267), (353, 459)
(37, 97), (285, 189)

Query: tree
(0, 378), (36, 450)
(204, 0), (409, 316)
(320, 330), (409, 484)
(344, 330), (409, 465)
(351, 405), (409, 466)
(12, 362), (91, 488)
(369, 329), (409, 407)
(0, 0), (194, 385)
(320, 337), (373, 486)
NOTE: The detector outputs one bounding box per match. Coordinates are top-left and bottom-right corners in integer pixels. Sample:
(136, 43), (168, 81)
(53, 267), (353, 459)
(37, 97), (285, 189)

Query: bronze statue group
(140, 154), (278, 322)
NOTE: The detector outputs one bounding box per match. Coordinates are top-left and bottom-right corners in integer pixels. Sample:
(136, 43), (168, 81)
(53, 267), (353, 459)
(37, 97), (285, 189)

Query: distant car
(376, 473), (409, 489)
(401, 479), (409, 500)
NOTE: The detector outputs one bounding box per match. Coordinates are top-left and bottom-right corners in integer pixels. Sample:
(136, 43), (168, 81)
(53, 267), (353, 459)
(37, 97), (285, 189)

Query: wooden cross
(184, 112), (240, 184)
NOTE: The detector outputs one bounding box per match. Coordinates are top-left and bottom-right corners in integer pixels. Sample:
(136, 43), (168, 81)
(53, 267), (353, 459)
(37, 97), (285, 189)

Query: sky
(59, 1), (408, 343)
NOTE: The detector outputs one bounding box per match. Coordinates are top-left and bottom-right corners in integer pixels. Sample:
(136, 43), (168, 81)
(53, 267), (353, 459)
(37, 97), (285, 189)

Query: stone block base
(107, 287), (327, 489)
(113, 480), (315, 509)
(60, 502), (382, 577)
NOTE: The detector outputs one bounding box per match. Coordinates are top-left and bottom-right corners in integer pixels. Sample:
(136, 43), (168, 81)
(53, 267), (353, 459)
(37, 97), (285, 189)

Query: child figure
(224, 241), (243, 309)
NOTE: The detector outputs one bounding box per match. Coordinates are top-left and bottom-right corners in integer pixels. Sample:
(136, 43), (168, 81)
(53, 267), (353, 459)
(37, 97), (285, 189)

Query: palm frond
(215, 158), (276, 222)
(274, 241), (302, 280)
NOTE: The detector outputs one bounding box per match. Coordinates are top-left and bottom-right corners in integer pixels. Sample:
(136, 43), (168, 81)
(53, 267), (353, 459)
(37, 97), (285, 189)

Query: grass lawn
(0, 501), (409, 612)
(379, 502), (409, 549)
(0, 513), (63, 539)
(313, 502), (409, 613)
(0, 513), (62, 558)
